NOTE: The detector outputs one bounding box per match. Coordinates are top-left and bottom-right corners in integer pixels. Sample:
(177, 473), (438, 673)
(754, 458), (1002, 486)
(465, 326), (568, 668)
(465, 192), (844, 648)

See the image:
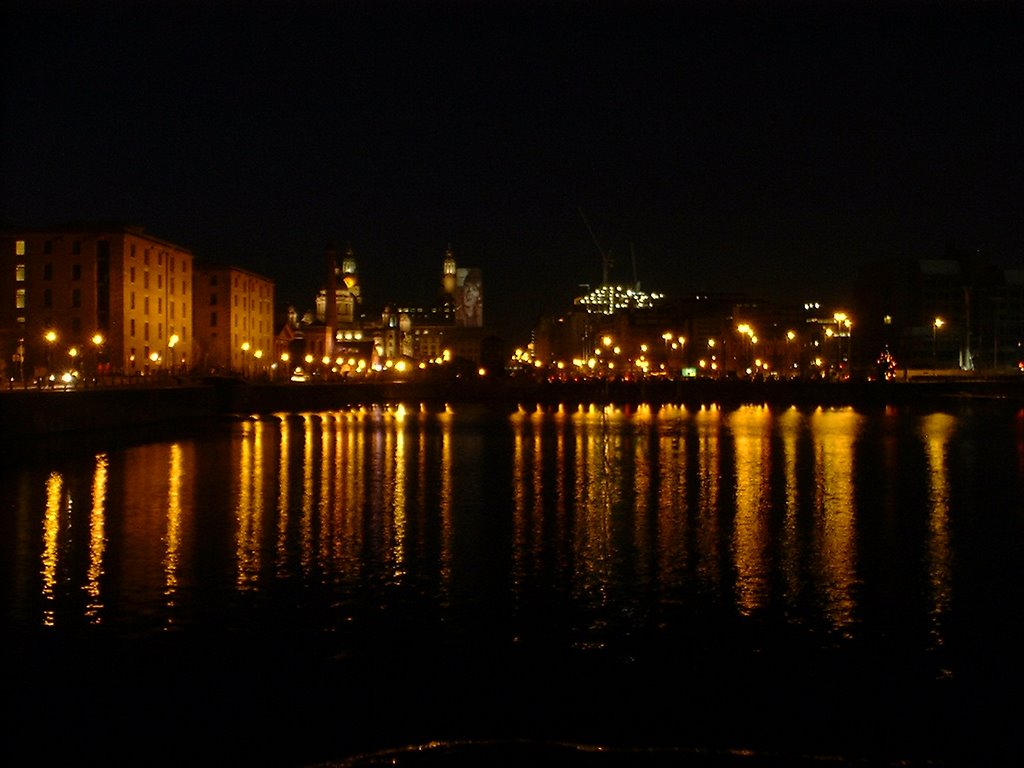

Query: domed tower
(342, 245), (358, 288)
(442, 244), (457, 296)
(341, 243), (360, 315)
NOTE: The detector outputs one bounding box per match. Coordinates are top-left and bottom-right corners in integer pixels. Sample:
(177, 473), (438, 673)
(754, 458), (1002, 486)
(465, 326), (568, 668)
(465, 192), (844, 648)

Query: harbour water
(4, 397), (1023, 766)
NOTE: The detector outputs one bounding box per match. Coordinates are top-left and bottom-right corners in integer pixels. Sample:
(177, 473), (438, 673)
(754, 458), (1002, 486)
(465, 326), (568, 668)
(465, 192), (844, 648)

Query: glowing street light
(241, 341), (250, 377)
(168, 334), (179, 374)
(44, 329), (57, 373)
(92, 333), (104, 377)
(833, 312), (852, 367)
(933, 317), (945, 362)
(15, 337), (25, 384)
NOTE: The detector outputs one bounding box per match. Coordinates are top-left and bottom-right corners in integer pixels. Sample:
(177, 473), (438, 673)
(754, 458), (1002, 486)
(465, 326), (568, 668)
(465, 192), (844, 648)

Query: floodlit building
(193, 265), (275, 376)
(0, 222), (194, 381)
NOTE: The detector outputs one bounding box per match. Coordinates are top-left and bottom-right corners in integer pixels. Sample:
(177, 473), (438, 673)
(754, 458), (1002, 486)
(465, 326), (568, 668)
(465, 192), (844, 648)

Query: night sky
(2, 0), (1021, 342)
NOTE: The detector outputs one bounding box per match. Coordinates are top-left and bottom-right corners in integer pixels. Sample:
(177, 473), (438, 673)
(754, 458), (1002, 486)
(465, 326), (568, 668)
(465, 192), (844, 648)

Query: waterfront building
(853, 247), (1024, 374)
(0, 222), (194, 382)
(317, 242), (362, 355)
(274, 244), (498, 378)
(436, 244), (485, 329)
(353, 245), (494, 371)
(528, 285), (856, 382)
(193, 264), (275, 377)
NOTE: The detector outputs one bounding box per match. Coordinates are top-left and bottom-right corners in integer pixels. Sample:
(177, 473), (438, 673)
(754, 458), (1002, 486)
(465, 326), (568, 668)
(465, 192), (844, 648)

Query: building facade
(0, 223), (194, 381)
(853, 250), (1023, 373)
(193, 265), (275, 376)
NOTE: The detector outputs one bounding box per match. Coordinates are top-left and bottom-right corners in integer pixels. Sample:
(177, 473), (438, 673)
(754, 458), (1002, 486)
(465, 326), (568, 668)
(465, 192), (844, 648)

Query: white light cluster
(575, 284), (665, 314)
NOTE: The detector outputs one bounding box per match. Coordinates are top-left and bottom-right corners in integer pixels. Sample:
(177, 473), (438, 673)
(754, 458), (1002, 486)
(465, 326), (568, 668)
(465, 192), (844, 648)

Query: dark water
(3, 399), (1023, 767)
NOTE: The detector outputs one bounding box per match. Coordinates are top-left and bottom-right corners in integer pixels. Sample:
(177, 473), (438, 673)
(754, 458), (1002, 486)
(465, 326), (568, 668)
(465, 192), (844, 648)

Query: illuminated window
(16, 288), (25, 308)
(15, 240), (25, 256)
(15, 263), (25, 281)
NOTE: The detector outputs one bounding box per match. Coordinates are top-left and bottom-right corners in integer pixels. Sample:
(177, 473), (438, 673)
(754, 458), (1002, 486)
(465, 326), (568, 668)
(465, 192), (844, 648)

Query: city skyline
(2, 1), (1021, 342)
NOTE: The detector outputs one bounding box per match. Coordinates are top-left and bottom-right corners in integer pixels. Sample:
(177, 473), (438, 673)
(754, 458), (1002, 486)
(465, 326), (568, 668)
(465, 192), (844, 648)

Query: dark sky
(2, 0), (1021, 342)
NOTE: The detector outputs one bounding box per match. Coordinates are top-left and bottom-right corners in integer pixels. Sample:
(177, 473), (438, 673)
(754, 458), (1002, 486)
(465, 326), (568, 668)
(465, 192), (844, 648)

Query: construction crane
(578, 207), (613, 288)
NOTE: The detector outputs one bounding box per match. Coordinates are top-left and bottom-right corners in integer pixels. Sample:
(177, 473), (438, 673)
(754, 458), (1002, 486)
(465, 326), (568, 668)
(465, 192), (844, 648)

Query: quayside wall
(2, 376), (1021, 439)
(219, 376), (1024, 414)
(0, 384), (220, 439)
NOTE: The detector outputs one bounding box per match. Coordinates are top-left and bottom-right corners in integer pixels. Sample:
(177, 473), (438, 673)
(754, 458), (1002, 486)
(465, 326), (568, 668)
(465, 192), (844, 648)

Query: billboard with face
(456, 268), (483, 327)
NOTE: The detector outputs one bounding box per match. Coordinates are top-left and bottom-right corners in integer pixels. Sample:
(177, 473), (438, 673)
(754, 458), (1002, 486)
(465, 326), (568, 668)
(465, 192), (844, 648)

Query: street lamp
(168, 334), (179, 374)
(15, 338), (25, 385)
(833, 312), (849, 368)
(241, 341), (250, 377)
(92, 333), (104, 379)
(44, 329), (57, 374)
(933, 317), (944, 363)
(737, 324), (754, 372)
